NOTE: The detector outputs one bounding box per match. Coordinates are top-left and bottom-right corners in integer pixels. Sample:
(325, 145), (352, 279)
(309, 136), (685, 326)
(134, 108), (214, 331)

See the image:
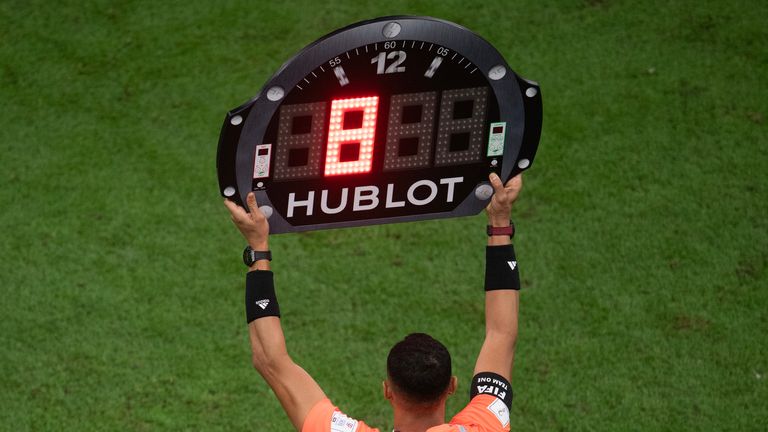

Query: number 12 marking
(371, 51), (406, 74)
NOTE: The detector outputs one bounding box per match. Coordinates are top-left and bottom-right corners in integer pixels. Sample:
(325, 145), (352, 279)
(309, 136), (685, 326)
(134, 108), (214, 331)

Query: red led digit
(324, 96), (379, 176)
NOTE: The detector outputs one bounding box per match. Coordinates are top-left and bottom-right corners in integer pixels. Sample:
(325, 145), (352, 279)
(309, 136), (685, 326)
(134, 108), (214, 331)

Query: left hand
(485, 173), (523, 226)
(224, 192), (270, 250)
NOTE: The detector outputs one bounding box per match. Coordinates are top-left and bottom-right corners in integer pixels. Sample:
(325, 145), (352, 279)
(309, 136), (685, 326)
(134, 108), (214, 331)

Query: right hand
(485, 173), (523, 226)
(224, 192), (270, 250)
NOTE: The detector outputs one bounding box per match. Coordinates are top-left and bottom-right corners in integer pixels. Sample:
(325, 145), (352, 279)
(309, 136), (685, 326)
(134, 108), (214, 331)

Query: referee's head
(385, 333), (457, 407)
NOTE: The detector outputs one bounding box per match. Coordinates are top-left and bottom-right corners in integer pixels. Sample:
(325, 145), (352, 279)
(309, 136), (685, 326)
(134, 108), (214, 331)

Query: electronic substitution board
(217, 16), (542, 233)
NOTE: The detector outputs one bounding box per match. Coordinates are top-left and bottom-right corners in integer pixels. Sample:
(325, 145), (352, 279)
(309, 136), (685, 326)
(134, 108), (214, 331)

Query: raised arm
(473, 173), (523, 382)
(224, 193), (326, 431)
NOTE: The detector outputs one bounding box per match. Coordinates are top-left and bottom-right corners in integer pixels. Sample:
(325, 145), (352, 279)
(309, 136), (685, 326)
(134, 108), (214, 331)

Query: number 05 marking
(324, 96), (379, 176)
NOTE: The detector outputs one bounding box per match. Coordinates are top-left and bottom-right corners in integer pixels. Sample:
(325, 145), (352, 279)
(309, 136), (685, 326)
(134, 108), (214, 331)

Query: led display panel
(217, 16), (543, 233)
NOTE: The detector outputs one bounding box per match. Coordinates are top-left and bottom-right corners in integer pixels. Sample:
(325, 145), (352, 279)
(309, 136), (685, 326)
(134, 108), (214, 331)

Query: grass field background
(1, 0), (766, 430)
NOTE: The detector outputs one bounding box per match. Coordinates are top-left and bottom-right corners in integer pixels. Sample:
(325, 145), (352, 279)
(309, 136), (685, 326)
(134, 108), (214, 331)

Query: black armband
(470, 372), (514, 408)
(485, 245), (521, 291)
(245, 271), (280, 323)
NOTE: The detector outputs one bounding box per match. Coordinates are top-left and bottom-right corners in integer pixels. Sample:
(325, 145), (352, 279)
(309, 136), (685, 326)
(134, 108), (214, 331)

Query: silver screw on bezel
(382, 22), (401, 38)
(474, 184), (494, 200)
(267, 86), (285, 102)
(488, 65), (507, 81)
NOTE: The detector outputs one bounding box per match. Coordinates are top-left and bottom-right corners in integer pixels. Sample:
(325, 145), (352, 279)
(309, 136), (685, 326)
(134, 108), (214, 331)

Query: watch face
(243, 247), (254, 266)
(218, 16), (542, 233)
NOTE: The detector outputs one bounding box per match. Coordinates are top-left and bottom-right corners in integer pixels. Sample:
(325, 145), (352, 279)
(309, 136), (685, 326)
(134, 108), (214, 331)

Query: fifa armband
(485, 245), (521, 291)
(245, 271), (280, 323)
(470, 372), (514, 408)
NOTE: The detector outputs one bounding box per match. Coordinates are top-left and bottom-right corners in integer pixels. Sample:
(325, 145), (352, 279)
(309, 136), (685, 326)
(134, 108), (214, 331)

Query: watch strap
(243, 246), (272, 266)
(487, 222), (515, 238)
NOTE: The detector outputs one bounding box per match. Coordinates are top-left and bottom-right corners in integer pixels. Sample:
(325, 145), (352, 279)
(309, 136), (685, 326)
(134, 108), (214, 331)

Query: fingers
(224, 194), (270, 246)
(246, 192), (266, 221)
(488, 173), (524, 207)
(505, 174), (523, 191)
(246, 192), (259, 214)
(223, 198), (247, 220)
(225, 197), (261, 228)
(489, 172), (505, 195)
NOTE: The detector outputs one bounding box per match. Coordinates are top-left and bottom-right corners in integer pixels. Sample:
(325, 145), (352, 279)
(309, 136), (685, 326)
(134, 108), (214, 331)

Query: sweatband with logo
(470, 371), (514, 408)
(485, 245), (521, 291)
(245, 270), (280, 323)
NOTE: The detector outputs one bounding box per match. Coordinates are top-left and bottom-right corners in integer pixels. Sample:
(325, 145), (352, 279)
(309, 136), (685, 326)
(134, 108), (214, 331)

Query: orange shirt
(302, 394), (510, 432)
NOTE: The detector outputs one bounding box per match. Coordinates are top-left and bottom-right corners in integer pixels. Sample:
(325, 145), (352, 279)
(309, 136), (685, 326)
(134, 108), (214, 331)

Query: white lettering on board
(440, 176), (463, 203)
(407, 180), (438, 206)
(353, 186), (379, 211)
(321, 188), (348, 214)
(385, 183), (406, 208)
(285, 177), (466, 218)
(287, 191), (315, 218)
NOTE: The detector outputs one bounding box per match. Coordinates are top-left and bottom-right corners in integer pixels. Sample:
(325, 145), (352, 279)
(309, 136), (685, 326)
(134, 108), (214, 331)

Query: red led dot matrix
(324, 96), (379, 176)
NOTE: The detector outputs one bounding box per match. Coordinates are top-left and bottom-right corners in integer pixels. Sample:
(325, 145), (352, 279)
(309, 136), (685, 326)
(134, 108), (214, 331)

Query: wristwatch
(487, 221), (515, 238)
(243, 246), (272, 266)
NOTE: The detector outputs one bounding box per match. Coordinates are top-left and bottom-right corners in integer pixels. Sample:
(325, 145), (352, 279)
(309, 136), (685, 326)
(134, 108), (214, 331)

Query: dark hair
(386, 333), (452, 404)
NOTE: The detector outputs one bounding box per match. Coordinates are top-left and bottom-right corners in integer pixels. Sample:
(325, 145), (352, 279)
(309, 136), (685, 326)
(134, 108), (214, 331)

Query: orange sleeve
(449, 394), (510, 432)
(301, 398), (380, 432)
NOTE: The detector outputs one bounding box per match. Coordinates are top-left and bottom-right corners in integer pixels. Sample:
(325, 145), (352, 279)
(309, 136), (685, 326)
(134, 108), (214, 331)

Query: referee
(224, 172), (523, 432)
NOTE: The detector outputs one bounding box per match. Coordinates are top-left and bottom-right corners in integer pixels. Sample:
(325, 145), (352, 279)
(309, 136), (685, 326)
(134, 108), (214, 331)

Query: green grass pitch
(1, 0), (766, 430)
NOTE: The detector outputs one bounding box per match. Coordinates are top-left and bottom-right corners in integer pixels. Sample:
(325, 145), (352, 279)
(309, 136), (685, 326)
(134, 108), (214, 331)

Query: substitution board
(217, 16), (542, 233)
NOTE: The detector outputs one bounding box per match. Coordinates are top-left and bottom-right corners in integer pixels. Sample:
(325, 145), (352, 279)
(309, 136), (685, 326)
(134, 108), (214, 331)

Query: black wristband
(470, 372), (514, 408)
(245, 271), (280, 323)
(484, 245), (521, 291)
